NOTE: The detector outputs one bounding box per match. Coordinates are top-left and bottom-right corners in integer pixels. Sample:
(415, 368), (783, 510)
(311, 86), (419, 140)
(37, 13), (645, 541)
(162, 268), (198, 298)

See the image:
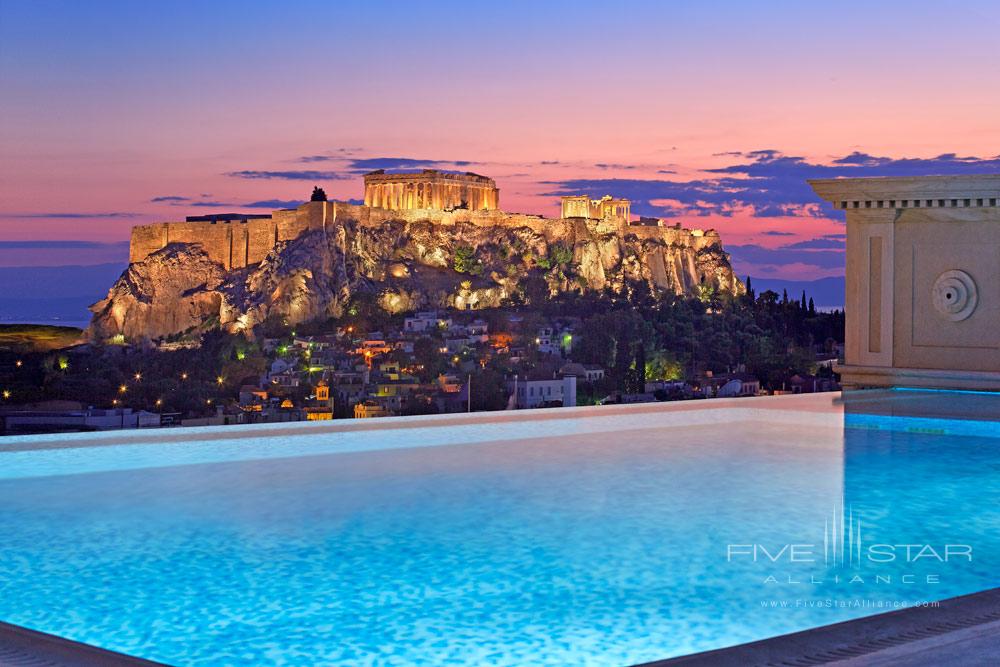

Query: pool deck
(0, 620), (167, 666)
(638, 587), (1000, 666)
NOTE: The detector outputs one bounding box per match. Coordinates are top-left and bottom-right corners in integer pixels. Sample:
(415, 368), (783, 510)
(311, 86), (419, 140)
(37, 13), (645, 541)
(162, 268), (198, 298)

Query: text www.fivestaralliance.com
(760, 599), (940, 609)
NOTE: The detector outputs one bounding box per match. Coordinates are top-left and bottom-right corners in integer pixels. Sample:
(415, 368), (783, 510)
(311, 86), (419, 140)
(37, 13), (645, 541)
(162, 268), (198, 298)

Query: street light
(119, 384), (128, 394)
(15, 360), (22, 368)
(181, 372), (189, 380)
(2, 390), (10, 400)
(216, 376), (224, 385)
(134, 372), (142, 381)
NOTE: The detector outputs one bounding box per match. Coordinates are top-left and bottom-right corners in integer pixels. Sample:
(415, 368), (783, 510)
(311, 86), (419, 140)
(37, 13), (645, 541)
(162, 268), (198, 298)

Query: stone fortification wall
(129, 218), (279, 269)
(129, 205), (329, 269)
(129, 201), (721, 268)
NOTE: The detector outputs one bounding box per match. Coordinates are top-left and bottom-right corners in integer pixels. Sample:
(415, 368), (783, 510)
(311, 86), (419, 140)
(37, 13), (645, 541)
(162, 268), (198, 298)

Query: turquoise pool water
(0, 391), (998, 666)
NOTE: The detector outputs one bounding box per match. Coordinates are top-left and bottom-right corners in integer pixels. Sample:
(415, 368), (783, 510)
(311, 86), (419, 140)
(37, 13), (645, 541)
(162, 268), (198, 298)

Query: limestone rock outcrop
(90, 244), (226, 341)
(90, 207), (744, 341)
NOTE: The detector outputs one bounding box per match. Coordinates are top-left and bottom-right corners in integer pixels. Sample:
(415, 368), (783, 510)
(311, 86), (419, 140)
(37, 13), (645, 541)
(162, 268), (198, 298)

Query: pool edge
(633, 586), (1000, 666)
(0, 620), (171, 667)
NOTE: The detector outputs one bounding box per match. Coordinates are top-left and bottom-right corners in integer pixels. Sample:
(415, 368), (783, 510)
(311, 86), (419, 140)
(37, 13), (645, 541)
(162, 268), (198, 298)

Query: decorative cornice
(809, 174), (1000, 210)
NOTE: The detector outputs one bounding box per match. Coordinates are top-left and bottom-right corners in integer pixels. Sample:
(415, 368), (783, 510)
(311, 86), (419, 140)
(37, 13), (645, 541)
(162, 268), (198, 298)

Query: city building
(509, 374), (577, 409)
(559, 363), (605, 383)
(1, 407), (161, 434)
(354, 400), (392, 419)
(403, 311), (452, 333)
(303, 380), (334, 421)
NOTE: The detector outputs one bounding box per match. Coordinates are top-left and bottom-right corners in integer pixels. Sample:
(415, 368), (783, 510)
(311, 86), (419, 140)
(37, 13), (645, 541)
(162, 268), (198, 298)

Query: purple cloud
(226, 170), (351, 181)
(545, 150), (1000, 220)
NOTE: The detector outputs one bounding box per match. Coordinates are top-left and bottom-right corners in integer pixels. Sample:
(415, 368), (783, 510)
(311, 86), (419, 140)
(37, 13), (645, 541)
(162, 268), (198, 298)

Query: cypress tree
(633, 340), (647, 394)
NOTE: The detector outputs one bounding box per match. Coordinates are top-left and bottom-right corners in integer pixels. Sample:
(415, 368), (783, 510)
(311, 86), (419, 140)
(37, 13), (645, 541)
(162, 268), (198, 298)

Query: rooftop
(809, 173), (1000, 204)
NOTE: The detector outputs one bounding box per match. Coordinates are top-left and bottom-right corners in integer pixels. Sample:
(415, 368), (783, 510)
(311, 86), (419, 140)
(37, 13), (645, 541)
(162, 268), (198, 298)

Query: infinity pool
(1, 391), (998, 665)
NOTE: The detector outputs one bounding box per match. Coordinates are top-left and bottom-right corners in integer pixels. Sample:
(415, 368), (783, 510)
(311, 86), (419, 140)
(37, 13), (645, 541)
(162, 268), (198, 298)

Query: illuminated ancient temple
(363, 169), (499, 211)
(560, 194), (631, 222)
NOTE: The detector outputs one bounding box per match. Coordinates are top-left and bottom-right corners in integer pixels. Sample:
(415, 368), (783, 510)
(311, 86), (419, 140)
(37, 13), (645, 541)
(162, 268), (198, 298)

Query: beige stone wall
(892, 208), (1000, 372)
(810, 175), (1000, 390)
(129, 223), (169, 263)
(560, 196), (593, 219)
(130, 217), (280, 269)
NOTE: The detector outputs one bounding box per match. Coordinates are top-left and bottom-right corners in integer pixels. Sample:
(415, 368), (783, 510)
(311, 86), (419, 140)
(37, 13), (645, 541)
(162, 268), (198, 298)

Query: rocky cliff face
(90, 215), (743, 341)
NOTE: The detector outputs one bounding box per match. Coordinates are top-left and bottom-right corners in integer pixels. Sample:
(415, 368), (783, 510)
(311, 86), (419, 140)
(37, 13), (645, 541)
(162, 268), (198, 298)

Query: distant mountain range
(748, 276), (845, 310)
(0, 263), (126, 326)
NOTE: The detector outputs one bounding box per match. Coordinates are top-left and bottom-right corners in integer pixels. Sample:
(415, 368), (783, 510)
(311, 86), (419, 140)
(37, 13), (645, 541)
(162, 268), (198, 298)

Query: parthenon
(363, 169), (499, 211)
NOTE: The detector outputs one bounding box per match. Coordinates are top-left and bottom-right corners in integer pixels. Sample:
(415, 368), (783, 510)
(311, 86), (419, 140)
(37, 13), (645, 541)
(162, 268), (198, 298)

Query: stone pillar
(810, 175), (1000, 390)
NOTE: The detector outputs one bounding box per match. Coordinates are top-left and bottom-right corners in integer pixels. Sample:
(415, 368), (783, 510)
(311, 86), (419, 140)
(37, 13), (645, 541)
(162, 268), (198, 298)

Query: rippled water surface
(1, 392), (998, 666)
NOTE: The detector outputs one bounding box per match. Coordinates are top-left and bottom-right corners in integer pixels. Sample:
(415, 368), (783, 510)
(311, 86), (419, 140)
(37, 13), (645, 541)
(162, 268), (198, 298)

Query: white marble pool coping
(2, 391), (997, 481)
(0, 393), (845, 480)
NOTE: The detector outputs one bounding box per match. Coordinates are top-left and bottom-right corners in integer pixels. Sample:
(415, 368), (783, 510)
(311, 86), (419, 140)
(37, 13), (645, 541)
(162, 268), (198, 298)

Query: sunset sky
(2, 0), (999, 284)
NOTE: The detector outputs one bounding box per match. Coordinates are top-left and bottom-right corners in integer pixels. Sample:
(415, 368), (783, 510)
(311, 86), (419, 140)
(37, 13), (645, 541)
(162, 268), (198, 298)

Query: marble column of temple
(363, 171), (500, 211)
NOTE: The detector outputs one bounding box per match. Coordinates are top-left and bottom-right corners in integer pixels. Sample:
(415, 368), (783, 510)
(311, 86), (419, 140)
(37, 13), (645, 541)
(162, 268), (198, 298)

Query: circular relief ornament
(932, 270), (978, 321)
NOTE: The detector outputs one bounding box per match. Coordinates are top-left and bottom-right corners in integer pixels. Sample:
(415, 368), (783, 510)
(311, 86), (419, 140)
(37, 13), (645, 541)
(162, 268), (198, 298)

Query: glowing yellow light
(119, 384), (128, 394)
(206, 399), (213, 405)
(181, 372), (188, 380)
(155, 399), (163, 407)
(15, 360), (22, 368)
(134, 372), (142, 381)
(216, 376), (224, 385)
(112, 399), (118, 406)
(2, 390), (10, 399)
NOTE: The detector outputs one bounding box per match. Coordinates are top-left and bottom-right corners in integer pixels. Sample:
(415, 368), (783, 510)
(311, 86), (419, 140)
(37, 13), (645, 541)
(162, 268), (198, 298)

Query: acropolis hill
(92, 169), (743, 341)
